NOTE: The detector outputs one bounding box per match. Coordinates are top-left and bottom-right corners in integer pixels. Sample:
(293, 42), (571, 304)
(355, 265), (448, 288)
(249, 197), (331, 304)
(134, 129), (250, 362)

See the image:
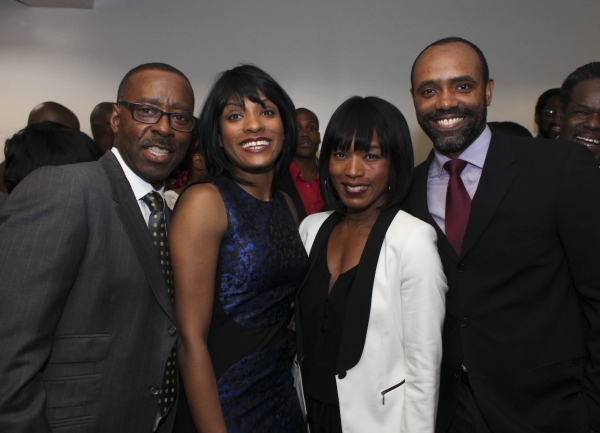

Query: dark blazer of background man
(0, 63), (194, 433)
(403, 37), (600, 433)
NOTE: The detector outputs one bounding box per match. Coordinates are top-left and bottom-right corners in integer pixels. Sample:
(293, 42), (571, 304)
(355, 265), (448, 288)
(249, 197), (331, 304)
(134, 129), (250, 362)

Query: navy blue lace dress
(174, 176), (308, 433)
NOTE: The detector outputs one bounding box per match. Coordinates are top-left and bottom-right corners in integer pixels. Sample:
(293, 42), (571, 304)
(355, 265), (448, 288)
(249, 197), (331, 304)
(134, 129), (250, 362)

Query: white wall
(1, 0), (599, 164)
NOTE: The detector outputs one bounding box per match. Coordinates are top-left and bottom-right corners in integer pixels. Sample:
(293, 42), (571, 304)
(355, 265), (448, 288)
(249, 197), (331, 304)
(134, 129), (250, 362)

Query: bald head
(28, 102), (80, 131)
(90, 102), (116, 154)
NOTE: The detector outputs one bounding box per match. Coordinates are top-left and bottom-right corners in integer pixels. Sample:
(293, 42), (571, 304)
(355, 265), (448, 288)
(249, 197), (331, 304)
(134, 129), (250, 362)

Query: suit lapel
(100, 153), (175, 323)
(460, 132), (516, 258)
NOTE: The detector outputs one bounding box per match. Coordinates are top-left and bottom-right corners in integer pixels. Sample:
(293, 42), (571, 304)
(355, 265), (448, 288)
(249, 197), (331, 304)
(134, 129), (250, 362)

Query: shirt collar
(432, 125), (492, 177)
(289, 159), (319, 181)
(111, 147), (164, 199)
(289, 160), (303, 181)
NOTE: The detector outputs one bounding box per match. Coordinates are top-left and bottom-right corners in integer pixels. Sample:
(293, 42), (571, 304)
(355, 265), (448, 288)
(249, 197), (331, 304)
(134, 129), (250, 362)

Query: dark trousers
(448, 373), (494, 433)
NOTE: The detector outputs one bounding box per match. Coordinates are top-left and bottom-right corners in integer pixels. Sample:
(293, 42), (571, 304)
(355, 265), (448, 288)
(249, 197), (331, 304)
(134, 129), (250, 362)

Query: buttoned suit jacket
(0, 152), (178, 433)
(402, 131), (600, 433)
(294, 208), (447, 432)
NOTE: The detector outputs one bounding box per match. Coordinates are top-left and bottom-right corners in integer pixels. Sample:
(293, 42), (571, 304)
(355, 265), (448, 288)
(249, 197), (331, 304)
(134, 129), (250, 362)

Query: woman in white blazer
(294, 96), (448, 433)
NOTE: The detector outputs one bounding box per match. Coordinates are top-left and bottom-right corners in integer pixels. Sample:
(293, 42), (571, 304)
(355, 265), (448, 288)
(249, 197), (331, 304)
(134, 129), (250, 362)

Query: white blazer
(295, 209), (447, 433)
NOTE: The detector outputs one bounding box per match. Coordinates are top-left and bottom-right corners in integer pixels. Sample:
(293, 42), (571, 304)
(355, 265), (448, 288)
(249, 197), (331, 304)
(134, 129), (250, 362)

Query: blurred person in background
(28, 101), (80, 131)
(534, 88), (561, 139)
(3, 121), (100, 194)
(90, 102), (116, 154)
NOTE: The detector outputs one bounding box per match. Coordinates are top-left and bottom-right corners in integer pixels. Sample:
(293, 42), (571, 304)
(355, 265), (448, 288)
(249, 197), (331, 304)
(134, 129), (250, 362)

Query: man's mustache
(141, 137), (175, 151)
(423, 107), (475, 121)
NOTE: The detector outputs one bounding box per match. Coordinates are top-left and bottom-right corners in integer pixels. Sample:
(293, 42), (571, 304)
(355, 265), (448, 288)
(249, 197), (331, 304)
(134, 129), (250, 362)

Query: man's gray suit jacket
(0, 152), (178, 433)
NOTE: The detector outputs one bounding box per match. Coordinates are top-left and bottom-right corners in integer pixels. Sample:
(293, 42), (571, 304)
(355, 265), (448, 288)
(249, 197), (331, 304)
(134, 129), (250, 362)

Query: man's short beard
(418, 106), (487, 154)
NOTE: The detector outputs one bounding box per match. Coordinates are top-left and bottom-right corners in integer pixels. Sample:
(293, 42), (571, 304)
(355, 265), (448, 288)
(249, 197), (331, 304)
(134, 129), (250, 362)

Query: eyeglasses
(540, 109), (558, 116)
(118, 100), (195, 132)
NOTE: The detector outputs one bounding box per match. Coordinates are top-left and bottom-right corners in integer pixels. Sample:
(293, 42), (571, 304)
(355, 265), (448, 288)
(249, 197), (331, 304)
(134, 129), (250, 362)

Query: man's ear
(109, 103), (120, 135)
(485, 79), (494, 106)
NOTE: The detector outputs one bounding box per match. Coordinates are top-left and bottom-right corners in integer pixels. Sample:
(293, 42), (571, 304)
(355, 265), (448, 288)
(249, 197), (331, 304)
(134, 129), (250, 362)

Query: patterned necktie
(444, 159), (471, 255)
(141, 191), (177, 417)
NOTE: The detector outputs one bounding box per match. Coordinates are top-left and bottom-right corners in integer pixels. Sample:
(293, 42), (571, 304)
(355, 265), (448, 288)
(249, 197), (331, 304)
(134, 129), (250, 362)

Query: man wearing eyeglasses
(0, 63), (195, 433)
(534, 88), (561, 139)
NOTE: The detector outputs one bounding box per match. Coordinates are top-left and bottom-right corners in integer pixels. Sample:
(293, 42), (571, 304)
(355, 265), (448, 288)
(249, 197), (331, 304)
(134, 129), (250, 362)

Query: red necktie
(444, 159), (471, 255)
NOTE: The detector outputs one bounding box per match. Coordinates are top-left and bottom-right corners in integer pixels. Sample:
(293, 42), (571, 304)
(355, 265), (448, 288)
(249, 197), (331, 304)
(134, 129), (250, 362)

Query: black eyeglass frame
(118, 100), (196, 132)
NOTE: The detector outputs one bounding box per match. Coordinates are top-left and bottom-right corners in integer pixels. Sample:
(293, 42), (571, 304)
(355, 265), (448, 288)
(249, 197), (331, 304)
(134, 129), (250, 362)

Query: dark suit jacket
(0, 152), (178, 433)
(403, 131), (600, 433)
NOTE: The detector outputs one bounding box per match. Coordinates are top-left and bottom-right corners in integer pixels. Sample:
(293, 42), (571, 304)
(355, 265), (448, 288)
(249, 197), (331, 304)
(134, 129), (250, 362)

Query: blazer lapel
(100, 153), (175, 323)
(335, 205), (400, 375)
(461, 132), (516, 258)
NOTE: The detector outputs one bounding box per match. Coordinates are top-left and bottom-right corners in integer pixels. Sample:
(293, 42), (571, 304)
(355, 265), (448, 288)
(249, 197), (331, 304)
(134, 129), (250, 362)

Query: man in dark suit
(403, 37), (600, 433)
(0, 63), (195, 432)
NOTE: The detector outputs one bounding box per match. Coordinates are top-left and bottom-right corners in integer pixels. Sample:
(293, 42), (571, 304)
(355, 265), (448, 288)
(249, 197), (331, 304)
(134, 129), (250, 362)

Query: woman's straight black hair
(197, 64), (296, 188)
(319, 96), (414, 214)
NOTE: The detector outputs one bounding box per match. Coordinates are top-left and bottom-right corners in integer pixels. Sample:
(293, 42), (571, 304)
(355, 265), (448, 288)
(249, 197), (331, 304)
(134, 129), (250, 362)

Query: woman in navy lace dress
(170, 65), (308, 433)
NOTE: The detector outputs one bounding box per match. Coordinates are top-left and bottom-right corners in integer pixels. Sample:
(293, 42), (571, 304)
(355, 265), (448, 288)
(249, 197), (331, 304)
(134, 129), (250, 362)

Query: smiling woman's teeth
(577, 136), (600, 145)
(346, 185), (368, 192)
(436, 118), (463, 127)
(148, 146), (168, 156)
(241, 140), (269, 149)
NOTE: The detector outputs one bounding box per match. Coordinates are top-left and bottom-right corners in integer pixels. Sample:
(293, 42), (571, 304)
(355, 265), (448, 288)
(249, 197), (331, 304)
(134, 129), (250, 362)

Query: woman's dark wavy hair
(197, 64), (296, 187)
(319, 96), (414, 214)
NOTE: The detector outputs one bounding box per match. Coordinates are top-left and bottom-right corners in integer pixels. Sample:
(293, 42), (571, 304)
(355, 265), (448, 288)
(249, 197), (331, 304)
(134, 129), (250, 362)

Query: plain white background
(1, 0), (599, 164)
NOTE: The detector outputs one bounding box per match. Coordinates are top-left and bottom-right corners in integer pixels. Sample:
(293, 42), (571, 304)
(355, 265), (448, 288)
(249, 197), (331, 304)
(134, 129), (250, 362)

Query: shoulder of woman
(175, 182), (221, 208)
(298, 210), (334, 249)
(171, 182), (227, 232)
(386, 210), (438, 246)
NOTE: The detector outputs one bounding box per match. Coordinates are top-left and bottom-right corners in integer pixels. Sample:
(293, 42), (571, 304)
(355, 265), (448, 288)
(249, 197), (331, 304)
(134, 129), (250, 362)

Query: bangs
(329, 103), (389, 157)
(216, 70), (269, 113)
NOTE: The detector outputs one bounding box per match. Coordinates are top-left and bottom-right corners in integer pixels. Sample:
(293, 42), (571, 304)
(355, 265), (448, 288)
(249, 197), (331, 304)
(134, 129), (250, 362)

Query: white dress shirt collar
(111, 148), (165, 220)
